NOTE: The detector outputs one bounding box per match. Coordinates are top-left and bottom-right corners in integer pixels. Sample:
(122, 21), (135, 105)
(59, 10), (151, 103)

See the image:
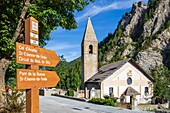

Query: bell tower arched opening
(89, 45), (93, 54)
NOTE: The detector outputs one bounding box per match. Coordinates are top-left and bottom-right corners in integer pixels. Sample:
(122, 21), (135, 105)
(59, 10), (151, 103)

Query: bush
(0, 86), (25, 113)
(89, 98), (116, 107)
(104, 99), (116, 106)
(65, 90), (74, 97)
(103, 95), (118, 103)
(112, 97), (118, 103)
(103, 95), (110, 99)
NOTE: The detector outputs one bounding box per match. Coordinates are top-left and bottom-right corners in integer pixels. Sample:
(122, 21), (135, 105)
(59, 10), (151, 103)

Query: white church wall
(102, 62), (153, 103)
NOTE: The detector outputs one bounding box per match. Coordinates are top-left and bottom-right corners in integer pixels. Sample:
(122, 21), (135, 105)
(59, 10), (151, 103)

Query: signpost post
(16, 17), (60, 113)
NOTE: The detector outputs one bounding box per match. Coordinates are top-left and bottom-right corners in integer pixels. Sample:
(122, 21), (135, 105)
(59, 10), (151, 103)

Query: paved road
(40, 96), (150, 113)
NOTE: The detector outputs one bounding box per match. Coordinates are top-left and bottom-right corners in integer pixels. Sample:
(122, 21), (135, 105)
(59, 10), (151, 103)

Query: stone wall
(39, 88), (66, 96)
(75, 90), (84, 98)
(156, 109), (170, 113)
(135, 103), (168, 111)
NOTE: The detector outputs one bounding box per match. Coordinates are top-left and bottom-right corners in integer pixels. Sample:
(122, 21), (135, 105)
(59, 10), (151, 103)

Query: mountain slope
(55, 0), (170, 89)
(98, 0), (170, 72)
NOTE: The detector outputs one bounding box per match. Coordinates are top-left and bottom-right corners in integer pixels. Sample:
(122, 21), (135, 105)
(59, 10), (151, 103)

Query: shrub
(104, 99), (116, 106)
(0, 86), (25, 113)
(65, 90), (74, 97)
(90, 98), (103, 104)
(103, 95), (110, 99)
(68, 90), (74, 96)
(111, 97), (118, 103)
(89, 98), (116, 107)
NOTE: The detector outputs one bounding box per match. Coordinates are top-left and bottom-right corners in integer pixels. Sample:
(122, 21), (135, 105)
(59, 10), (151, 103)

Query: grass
(147, 109), (156, 112)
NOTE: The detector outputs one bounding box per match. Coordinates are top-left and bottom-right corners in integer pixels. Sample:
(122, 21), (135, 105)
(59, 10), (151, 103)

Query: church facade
(81, 17), (154, 104)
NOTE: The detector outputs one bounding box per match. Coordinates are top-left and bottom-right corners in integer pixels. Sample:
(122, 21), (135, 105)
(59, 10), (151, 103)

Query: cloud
(64, 52), (80, 61)
(76, 0), (148, 22)
(45, 42), (80, 61)
(45, 42), (79, 51)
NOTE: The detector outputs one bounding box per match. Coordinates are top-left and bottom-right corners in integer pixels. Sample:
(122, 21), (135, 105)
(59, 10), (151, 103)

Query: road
(40, 96), (150, 113)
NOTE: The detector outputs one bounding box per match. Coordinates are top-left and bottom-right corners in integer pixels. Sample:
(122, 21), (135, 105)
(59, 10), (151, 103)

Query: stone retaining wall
(156, 109), (170, 113)
(135, 103), (168, 111)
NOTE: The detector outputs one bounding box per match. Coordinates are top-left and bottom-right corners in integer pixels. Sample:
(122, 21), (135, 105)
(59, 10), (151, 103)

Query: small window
(109, 87), (113, 94)
(127, 77), (132, 85)
(145, 87), (149, 96)
(145, 87), (149, 93)
(89, 45), (93, 54)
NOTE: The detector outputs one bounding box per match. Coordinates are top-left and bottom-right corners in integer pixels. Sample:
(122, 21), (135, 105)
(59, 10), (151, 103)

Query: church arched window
(89, 45), (93, 54)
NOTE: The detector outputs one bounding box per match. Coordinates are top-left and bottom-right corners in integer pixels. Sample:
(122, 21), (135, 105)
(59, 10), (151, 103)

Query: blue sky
(45, 0), (148, 62)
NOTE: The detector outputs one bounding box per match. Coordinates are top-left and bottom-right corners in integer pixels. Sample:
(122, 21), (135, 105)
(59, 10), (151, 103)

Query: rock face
(142, 0), (170, 37)
(136, 0), (170, 71)
(137, 27), (170, 71)
(136, 48), (163, 72)
(121, 1), (147, 38)
(99, 0), (170, 72)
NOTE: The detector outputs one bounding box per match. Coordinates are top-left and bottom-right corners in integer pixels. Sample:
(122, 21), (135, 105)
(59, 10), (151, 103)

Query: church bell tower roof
(82, 17), (98, 43)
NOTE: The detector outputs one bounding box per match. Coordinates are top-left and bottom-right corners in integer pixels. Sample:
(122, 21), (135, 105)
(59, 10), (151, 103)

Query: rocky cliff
(98, 0), (170, 72)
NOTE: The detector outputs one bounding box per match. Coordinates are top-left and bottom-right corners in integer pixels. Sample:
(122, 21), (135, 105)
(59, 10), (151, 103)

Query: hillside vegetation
(54, 0), (170, 90)
(6, 0), (170, 90)
(54, 56), (82, 90)
(98, 0), (170, 72)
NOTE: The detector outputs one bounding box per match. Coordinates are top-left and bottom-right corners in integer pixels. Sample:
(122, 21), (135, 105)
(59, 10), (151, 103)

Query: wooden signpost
(16, 42), (60, 67)
(17, 69), (60, 89)
(16, 17), (60, 113)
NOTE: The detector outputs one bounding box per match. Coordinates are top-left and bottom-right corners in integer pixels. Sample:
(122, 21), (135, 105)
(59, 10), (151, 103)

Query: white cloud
(45, 42), (79, 51)
(76, 0), (148, 22)
(45, 42), (80, 62)
(64, 52), (80, 61)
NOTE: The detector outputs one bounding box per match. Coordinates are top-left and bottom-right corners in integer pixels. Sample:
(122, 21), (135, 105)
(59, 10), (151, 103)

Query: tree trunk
(0, 59), (10, 104)
(12, 0), (30, 43)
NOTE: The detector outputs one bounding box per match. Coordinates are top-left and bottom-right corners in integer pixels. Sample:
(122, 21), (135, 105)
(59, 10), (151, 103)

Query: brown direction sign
(16, 42), (59, 67)
(16, 69), (60, 89)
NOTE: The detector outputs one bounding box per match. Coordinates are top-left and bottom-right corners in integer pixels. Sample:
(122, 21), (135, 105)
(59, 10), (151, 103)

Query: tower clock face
(127, 77), (132, 85)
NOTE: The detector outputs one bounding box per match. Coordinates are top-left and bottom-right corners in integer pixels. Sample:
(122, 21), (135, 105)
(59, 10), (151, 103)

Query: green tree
(151, 65), (170, 100)
(54, 55), (69, 90)
(54, 56), (81, 90)
(5, 58), (23, 86)
(0, 0), (94, 103)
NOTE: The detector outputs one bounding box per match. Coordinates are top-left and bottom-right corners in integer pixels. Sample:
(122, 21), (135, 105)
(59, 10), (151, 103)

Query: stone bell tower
(81, 17), (98, 89)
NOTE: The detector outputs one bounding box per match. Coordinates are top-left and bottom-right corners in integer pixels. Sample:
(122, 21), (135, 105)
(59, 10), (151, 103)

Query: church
(81, 17), (154, 104)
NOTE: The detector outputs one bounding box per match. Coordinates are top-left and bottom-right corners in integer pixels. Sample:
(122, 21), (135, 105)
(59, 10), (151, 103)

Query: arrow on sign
(16, 42), (60, 67)
(16, 69), (60, 89)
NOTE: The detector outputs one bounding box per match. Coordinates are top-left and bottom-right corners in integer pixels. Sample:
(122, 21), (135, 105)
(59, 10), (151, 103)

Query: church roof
(86, 58), (154, 83)
(81, 17), (98, 43)
(122, 86), (140, 96)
